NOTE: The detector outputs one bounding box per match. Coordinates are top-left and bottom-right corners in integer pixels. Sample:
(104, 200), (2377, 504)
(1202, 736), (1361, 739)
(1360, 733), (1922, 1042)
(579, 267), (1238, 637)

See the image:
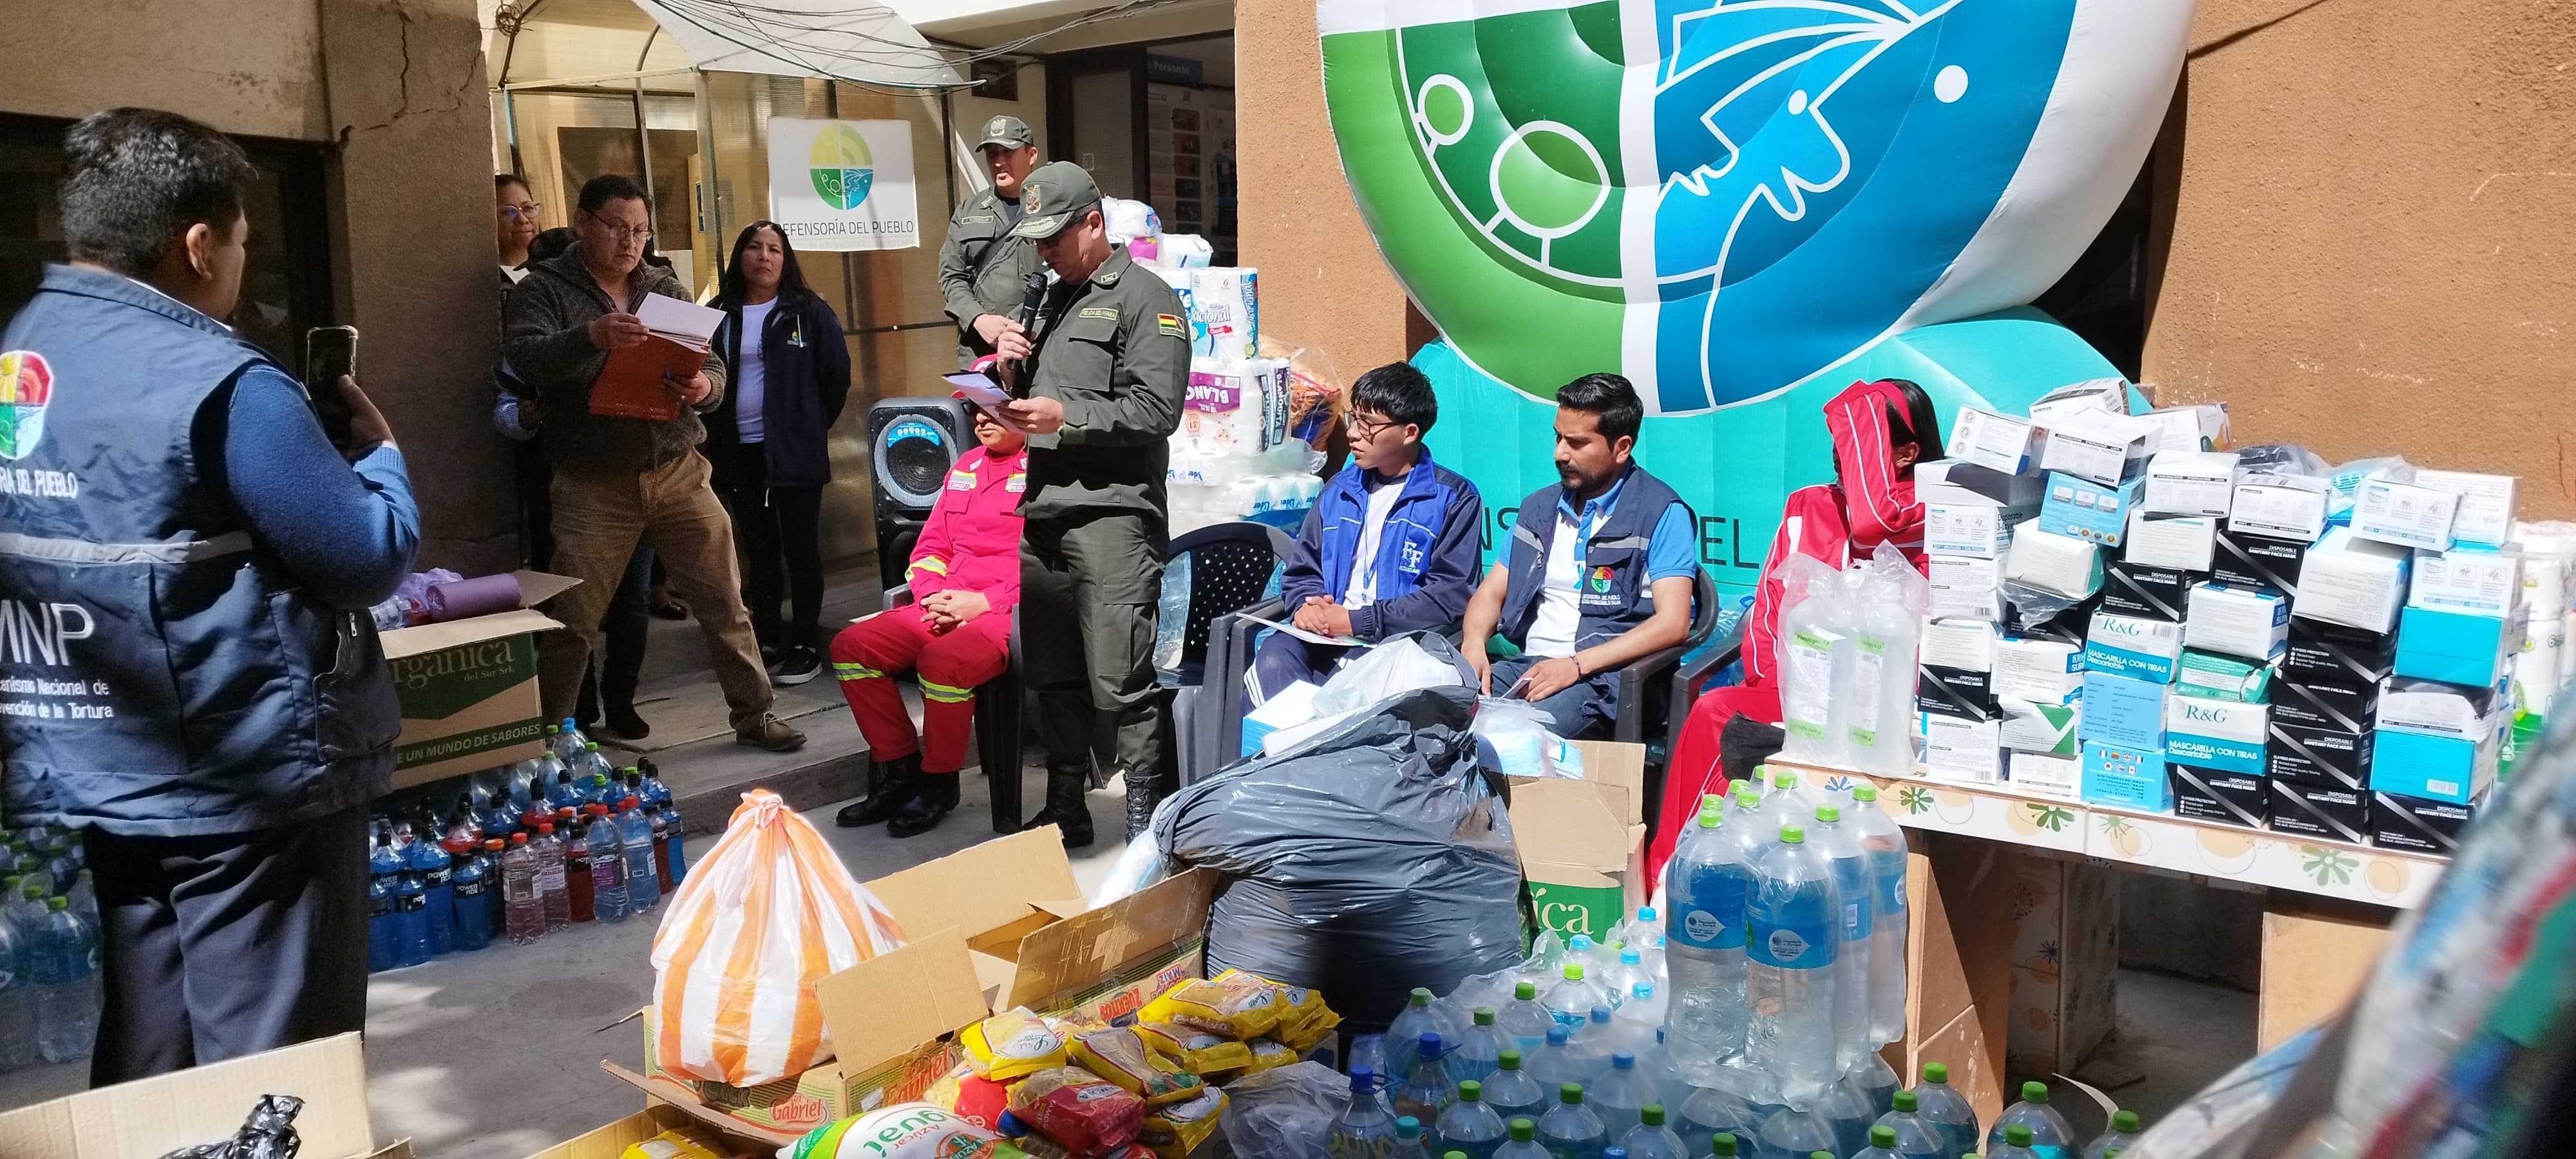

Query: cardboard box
(2081, 742), (2172, 812)
(1931, 554), (2007, 620)
(1927, 504), (2029, 560)
(2415, 469), (2517, 548)
(2039, 410), (2155, 486)
(0, 1033), (401, 1158)
(2036, 473), (2144, 547)
(2229, 478), (2331, 543)
(2370, 726), (2499, 806)
(2085, 611), (2181, 684)
(2283, 617), (2400, 685)
(2258, 900), (2391, 1050)
(2170, 764), (2268, 828)
(2211, 527), (2309, 599)
(2027, 378), (2131, 424)
(2166, 695), (2269, 776)
(2004, 526), (2103, 599)
(630, 829), (1218, 1143)
(2177, 649), (2273, 704)
(2395, 604), (2524, 687)
(2411, 547), (2523, 616)
(2186, 583), (2290, 663)
(2142, 451), (2238, 518)
(2378, 679), (2505, 742)
(2000, 697), (2081, 757)
(2370, 790), (2477, 854)
(380, 570), (577, 789)
(1945, 410), (2046, 475)
(1993, 637), (2083, 705)
(2352, 477), (2460, 552)
(2269, 676), (2380, 735)
(2295, 529), (2412, 634)
(2138, 404), (2229, 455)
(526, 1106), (753, 1159)
(2266, 780), (2370, 844)
(2004, 853), (2121, 1077)
(2100, 559), (2199, 623)
(1922, 616), (2000, 674)
(1918, 664), (2000, 722)
(2126, 513), (2219, 572)
(1513, 740), (1649, 943)
(2007, 751), (2083, 799)
(2079, 670), (2170, 750)
(1924, 714), (2005, 784)
(1918, 458), (2047, 508)
(2267, 719), (2375, 791)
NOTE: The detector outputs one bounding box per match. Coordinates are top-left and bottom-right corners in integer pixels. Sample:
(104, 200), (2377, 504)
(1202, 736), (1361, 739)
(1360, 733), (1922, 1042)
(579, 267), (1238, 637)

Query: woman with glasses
(497, 175), (541, 283)
(706, 221), (851, 686)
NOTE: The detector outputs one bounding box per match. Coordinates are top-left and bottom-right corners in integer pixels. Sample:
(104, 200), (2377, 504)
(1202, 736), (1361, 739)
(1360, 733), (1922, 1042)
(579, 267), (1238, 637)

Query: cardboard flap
(1510, 777), (1638, 874)
(599, 1064), (805, 1147)
(1565, 741), (1650, 824)
(1005, 868), (1218, 1011)
(378, 570), (578, 659)
(862, 827), (1081, 945)
(815, 927), (989, 1078)
(0, 1032), (376, 1158)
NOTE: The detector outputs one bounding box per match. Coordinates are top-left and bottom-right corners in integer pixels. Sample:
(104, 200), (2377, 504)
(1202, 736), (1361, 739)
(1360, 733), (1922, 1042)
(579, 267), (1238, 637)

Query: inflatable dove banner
(1318, 0), (2198, 593)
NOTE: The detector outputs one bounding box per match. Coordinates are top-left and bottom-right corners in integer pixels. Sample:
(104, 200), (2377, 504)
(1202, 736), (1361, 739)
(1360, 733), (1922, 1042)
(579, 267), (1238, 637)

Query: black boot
(836, 753), (920, 828)
(1019, 762), (1094, 848)
(887, 771), (960, 838)
(1122, 766), (1168, 843)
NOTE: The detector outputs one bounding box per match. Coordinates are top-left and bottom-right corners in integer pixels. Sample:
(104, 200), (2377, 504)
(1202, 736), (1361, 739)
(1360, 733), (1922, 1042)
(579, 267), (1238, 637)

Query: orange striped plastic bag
(650, 789), (906, 1086)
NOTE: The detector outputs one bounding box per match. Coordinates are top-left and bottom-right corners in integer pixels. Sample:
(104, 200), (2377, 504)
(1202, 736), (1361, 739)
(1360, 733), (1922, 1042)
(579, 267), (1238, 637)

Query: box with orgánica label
(379, 570), (577, 789)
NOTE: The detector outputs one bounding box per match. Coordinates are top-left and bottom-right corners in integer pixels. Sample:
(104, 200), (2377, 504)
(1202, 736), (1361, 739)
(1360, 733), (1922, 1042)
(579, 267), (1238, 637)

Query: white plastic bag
(1087, 828), (1171, 909)
(1843, 544), (1930, 775)
(1311, 636), (1466, 717)
(1473, 698), (1559, 778)
(1774, 554), (1851, 768)
(1218, 1063), (1347, 1159)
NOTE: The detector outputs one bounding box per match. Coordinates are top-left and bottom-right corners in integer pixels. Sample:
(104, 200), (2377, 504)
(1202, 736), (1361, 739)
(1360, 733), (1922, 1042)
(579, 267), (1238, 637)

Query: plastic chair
(870, 584), (1025, 833)
(1162, 522), (1298, 787)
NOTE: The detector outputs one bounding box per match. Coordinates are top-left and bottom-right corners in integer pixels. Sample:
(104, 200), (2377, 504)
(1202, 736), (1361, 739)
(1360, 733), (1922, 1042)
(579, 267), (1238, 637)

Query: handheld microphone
(1007, 271), (1048, 394)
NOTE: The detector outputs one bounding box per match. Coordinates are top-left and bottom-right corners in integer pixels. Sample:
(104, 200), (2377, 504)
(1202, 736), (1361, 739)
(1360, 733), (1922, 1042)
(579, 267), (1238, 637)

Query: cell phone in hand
(303, 325), (359, 447)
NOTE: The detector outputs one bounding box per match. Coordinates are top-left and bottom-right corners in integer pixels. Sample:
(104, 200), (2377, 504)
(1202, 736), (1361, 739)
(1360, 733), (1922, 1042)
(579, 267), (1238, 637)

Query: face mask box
(2079, 670), (2170, 750)
(2267, 718), (2374, 791)
(2000, 697), (2081, 756)
(2410, 548), (2523, 616)
(2394, 603), (2526, 688)
(2005, 526), (2104, 600)
(2170, 764), (2268, 828)
(2166, 694), (2269, 776)
(2230, 476), (2331, 543)
(1922, 713), (2005, 784)
(2082, 741), (2173, 813)
(2211, 527), (2309, 599)
(2138, 403), (2229, 454)
(2085, 611), (2181, 684)
(2186, 583), (2290, 663)
(1918, 458), (2047, 508)
(2008, 751), (2083, 800)
(2039, 410), (2156, 486)
(2352, 476), (2461, 552)
(1945, 410), (2047, 476)
(2370, 789), (2476, 855)
(1994, 637), (2085, 706)
(2378, 679), (2505, 742)
(2100, 558), (2199, 623)
(2370, 726), (2499, 806)
(2267, 780), (2370, 843)
(2295, 529), (2414, 634)
(1926, 505), (2025, 560)
(2283, 616), (2399, 686)
(2127, 513), (2219, 572)
(1918, 664), (1999, 722)
(2415, 469), (2517, 548)
(1930, 554), (2006, 620)
(2177, 648), (2273, 704)
(2037, 473), (2144, 548)
(2027, 378), (2132, 423)
(2269, 675), (2379, 736)
(2142, 451), (2239, 518)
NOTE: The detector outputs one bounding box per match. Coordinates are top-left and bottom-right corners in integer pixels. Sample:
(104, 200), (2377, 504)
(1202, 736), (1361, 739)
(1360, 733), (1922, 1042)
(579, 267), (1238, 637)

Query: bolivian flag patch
(1157, 313), (1185, 337)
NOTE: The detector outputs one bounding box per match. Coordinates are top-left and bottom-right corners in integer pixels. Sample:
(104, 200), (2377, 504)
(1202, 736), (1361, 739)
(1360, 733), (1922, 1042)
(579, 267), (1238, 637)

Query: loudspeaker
(867, 397), (972, 589)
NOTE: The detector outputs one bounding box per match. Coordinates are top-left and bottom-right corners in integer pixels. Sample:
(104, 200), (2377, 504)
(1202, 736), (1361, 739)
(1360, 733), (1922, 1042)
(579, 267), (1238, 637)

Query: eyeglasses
(500, 202), (542, 221)
(582, 211), (652, 245)
(1348, 412), (1397, 441)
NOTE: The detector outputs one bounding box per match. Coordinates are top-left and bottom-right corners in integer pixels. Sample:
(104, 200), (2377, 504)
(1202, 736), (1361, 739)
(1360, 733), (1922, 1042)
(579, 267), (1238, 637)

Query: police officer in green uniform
(937, 115), (1047, 369)
(992, 162), (1188, 848)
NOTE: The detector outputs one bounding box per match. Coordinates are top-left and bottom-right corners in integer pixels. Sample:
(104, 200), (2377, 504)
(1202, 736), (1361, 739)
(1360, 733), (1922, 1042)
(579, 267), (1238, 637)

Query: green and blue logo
(808, 123), (875, 211)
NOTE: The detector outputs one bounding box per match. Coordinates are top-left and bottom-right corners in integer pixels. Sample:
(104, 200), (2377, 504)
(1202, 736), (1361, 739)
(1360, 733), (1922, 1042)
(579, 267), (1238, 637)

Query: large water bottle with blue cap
(1665, 798), (1751, 1085)
(1810, 805), (1873, 1071)
(1743, 825), (1839, 1109)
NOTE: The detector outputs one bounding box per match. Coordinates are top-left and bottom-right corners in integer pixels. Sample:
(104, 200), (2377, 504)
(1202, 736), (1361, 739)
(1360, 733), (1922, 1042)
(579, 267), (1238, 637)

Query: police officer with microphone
(990, 162), (1188, 847)
(936, 115), (1046, 369)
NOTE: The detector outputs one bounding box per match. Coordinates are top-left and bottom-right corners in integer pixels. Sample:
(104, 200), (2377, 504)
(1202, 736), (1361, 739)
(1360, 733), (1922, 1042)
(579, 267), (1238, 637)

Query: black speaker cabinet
(867, 397), (972, 589)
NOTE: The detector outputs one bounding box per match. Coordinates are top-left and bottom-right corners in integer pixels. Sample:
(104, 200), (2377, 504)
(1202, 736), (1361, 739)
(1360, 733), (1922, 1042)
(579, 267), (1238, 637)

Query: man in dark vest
(0, 108), (419, 1080)
(1461, 372), (1700, 739)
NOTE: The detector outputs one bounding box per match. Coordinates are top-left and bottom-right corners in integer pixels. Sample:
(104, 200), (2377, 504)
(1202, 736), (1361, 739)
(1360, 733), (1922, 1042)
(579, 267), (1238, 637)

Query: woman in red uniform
(1651, 379), (1941, 878)
(831, 406), (1027, 838)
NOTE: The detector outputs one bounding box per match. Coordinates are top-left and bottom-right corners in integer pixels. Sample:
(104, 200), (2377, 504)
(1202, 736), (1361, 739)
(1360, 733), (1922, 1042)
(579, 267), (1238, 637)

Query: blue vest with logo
(0, 265), (399, 836)
(1499, 466), (1686, 652)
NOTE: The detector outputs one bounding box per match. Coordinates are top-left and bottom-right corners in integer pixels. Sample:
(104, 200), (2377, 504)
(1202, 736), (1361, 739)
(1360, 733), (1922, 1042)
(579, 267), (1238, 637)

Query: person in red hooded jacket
(1651, 379), (1942, 881)
(831, 406), (1027, 838)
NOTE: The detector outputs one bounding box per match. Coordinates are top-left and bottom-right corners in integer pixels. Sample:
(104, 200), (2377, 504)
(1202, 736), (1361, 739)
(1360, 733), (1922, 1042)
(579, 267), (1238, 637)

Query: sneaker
(759, 644), (782, 670)
(734, 714), (807, 753)
(772, 646), (822, 686)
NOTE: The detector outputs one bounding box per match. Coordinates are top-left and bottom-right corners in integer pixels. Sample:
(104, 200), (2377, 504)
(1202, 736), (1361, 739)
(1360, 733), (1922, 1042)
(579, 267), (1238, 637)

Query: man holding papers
(502, 174), (806, 753)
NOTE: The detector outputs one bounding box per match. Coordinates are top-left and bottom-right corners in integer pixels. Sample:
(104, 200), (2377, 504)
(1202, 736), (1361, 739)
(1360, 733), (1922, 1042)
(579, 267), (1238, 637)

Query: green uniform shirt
(1019, 246), (1189, 521)
(937, 185), (1046, 364)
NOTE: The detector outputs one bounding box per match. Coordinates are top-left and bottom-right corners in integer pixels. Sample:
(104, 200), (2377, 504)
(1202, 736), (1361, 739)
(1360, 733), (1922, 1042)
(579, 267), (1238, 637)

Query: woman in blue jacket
(1244, 361), (1484, 706)
(708, 221), (851, 686)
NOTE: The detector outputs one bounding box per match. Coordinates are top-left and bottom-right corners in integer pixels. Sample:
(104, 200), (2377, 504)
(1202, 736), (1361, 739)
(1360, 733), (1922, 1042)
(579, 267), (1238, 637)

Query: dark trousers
(82, 802), (371, 1084)
(1022, 509), (1167, 780)
(716, 443), (826, 651)
(580, 545), (655, 717)
(515, 437), (554, 570)
(1486, 654), (1622, 739)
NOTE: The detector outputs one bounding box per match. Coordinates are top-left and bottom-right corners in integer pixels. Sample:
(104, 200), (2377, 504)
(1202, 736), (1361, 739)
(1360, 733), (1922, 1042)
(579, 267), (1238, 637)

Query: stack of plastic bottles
(365, 719), (690, 969)
(0, 816), (99, 1069)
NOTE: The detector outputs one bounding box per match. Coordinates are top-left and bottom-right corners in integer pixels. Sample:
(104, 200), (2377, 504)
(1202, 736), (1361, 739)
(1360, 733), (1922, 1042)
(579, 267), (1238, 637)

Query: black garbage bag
(158, 1094), (303, 1159)
(1155, 684), (1523, 1033)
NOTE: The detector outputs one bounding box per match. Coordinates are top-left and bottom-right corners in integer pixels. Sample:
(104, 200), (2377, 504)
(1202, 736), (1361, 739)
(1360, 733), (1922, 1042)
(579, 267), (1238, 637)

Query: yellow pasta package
(1069, 1026), (1207, 1106)
(1137, 974), (1284, 1040)
(1139, 1089), (1229, 1159)
(1133, 1021), (1255, 1075)
(1210, 969), (1341, 1048)
(1240, 1037), (1300, 1076)
(961, 1007), (1068, 1081)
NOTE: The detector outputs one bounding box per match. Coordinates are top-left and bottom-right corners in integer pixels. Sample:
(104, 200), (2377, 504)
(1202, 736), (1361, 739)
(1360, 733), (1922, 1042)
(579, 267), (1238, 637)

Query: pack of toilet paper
(1150, 267), (1260, 363)
(1177, 357), (1289, 460)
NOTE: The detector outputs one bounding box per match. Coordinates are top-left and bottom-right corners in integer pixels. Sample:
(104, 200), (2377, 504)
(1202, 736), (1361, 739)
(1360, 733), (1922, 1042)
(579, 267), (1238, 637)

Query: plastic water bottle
(1675, 1085), (1761, 1156)
(1667, 802), (1750, 1086)
(1617, 1105), (1686, 1159)
(531, 821), (570, 930)
(0, 907), (32, 1069)
(618, 796), (659, 913)
(1853, 1124), (1908, 1159)
(556, 718), (589, 760)
(1495, 1118), (1549, 1159)
(659, 796), (689, 886)
(1988, 1082), (2076, 1159)
(1570, 1007), (1618, 1077)
(1388, 987), (1455, 1082)
(587, 805), (630, 923)
(1501, 981), (1556, 1054)
(2083, 1111), (2142, 1159)
(1911, 1062), (1982, 1158)
(1452, 1008), (1509, 1082)
(1823, 1068), (1880, 1156)
(1871, 1091), (1947, 1159)
(1392, 1117), (1435, 1159)
(477, 839), (507, 940)
(1331, 1065), (1399, 1155)
(30, 897), (96, 1062)
(1153, 554), (1191, 672)
(1486, 1050), (1550, 1125)
(1439, 1079), (1511, 1159)
(1850, 1050), (1901, 1118)
(1398, 1033), (1461, 1124)
(1604, 948), (1653, 1011)
(1609, 982), (1664, 1057)
(1850, 785), (1909, 1046)
(1707, 1133), (1743, 1159)
(1565, 934), (1611, 979)
(366, 832), (401, 972)
(1752, 1106), (1837, 1159)
(1544, 963), (1609, 1032)
(1745, 826), (1840, 1109)
(1589, 1053), (1649, 1140)
(1991, 1123), (2042, 1159)
(1528, 1026), (1592, 1092)
(390, 837), (430, 968)
(647, 791), (674, 894)
(1617, 907), (1665, 955)
(448, 837), (491, 952)
(409, 828), (454, 956)
(1811, 805), (1874, 1071)
(1536, 1084), (1606, 1159)
(1633, 1028), (1686, 1112)
(501, 833), (544, 945)
(564, 816), (596, 923)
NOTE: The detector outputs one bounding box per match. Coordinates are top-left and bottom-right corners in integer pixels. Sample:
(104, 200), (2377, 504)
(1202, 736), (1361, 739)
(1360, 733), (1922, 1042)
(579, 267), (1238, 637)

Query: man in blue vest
(0, 109), (418, 1080)
(1461, 373), (1699, 739)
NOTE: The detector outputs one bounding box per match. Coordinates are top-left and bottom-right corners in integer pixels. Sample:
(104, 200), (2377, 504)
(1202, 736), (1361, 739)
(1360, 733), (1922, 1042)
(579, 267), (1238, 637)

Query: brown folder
(590, 336), (703, 421)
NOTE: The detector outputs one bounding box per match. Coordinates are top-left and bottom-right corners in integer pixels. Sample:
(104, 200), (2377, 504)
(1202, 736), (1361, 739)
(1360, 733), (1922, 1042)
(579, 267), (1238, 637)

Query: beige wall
(2145, 0), (2576, 516)
(0, 0), (330, 141)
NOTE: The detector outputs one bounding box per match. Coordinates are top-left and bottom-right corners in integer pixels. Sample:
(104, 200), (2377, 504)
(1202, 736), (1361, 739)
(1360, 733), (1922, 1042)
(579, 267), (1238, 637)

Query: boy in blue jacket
(1244, 361), (1484, 706)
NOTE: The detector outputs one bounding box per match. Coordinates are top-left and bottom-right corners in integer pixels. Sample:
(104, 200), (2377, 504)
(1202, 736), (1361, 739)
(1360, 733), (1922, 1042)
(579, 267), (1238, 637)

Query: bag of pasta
(1137, 974), (1285, 1040)
(1068, 1026), (1206, 1105)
